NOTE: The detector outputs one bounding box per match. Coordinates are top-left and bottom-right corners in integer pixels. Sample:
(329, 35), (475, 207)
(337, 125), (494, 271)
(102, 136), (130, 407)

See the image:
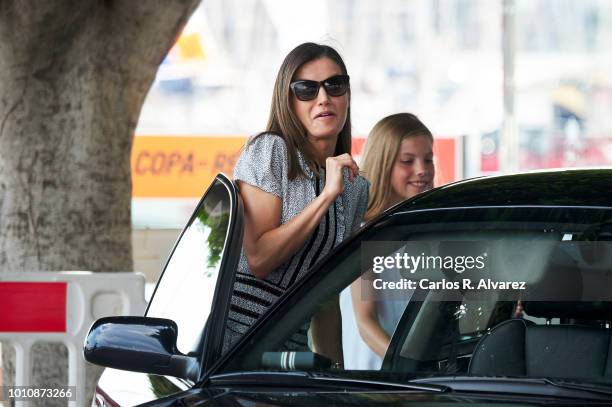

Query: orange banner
(132, 135), (458, 198)
(132, 136), (246, 197)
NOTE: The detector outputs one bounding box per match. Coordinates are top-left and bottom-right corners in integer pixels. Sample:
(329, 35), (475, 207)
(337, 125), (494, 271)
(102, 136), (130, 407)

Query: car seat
(468, 302), (612, 379)
(468, 246), (612, 379)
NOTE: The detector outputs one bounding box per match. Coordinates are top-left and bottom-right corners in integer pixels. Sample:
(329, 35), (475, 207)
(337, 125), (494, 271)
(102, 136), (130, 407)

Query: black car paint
(85, 316), (199, 380)
(401, 169), (612, 210)
(137, 387), (612, 406)
(89, 169), (612, 406)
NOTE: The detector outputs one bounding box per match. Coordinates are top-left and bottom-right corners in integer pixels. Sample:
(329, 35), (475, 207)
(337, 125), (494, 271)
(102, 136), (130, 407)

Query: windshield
(224, 206), (612, 388)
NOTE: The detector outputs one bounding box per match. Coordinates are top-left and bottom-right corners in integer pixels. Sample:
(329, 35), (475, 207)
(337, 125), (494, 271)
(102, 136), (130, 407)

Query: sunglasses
(290, 75), (350, 101)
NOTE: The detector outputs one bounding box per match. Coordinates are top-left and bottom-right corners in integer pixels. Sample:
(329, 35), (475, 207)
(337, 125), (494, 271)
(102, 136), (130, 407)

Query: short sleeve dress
(225, 132), (369, 349)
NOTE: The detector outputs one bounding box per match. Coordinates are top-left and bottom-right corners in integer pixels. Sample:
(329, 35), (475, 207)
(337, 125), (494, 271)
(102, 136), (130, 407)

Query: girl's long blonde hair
(361, 113), (433, 221)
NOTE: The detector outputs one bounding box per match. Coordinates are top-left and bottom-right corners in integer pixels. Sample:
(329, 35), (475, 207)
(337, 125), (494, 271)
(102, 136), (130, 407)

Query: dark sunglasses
(290, 74), (350, 101)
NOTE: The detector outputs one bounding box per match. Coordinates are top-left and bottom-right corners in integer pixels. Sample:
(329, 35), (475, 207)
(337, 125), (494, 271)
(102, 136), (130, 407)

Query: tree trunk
(0, 1), (200, 405)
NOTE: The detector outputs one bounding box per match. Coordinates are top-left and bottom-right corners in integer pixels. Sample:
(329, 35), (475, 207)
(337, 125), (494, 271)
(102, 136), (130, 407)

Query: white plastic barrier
(0, 271), (148, 407)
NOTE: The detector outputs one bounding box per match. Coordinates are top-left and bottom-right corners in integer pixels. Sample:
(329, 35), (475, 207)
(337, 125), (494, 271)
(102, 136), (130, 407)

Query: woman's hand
(322, 153), (359, 201)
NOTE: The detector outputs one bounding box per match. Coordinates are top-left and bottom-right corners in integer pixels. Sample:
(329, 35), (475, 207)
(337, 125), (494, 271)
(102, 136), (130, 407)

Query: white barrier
(0, 271), (148, 407)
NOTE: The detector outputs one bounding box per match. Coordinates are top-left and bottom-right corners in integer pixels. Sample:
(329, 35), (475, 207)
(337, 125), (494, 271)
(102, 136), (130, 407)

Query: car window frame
(200, 174), (244, 372)
(209, 203), (612, 380)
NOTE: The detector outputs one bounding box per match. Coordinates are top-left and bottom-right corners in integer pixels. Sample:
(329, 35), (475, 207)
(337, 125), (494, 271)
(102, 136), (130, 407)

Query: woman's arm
(240, 182), (335, 278)
(350, 275), (390, 358)
(240, 154), (358, 279)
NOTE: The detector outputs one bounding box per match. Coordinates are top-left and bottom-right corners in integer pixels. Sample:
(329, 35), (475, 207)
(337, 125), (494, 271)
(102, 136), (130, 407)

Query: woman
(341, 112), (435, 369)
(226, 43), (369, 359)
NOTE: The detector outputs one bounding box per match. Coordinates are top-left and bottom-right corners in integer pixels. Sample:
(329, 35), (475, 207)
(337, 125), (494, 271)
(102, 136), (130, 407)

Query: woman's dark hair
(259, 42), (352, 179)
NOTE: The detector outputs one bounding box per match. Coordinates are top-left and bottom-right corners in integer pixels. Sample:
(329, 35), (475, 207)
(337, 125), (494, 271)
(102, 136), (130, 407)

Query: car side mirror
(84, 316), (199, 381)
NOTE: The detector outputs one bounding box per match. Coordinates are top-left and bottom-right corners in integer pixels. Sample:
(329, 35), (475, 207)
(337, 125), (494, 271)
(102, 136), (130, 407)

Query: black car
(85, 169), (612, 406)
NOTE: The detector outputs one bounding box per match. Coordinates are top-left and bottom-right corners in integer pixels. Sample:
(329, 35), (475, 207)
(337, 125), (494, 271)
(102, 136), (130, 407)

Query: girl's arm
(350, 275), (390, 358)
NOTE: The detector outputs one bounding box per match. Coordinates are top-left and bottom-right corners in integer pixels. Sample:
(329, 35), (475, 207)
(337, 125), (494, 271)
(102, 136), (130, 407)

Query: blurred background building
(133, 0), (612, 287)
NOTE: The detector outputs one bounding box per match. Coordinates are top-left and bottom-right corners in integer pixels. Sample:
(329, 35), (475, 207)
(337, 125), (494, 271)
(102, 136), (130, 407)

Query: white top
(341, 265), (413, 369)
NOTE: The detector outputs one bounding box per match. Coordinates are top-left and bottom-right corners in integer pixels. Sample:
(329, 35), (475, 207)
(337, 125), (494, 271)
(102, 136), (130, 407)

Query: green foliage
(196, 206), (229, 268)
(147, 374), (181, 399)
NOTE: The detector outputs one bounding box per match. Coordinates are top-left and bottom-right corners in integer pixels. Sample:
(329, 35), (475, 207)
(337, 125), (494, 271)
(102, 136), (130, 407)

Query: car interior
(385, 237), (612, 382)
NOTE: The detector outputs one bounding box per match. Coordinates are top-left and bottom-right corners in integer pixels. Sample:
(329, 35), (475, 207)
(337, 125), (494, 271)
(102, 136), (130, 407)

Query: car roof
(394, 168), (612, 212)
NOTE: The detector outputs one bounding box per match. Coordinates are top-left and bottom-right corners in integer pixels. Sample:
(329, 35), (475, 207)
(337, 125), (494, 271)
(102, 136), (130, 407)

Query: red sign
(0, 282), (67, 333)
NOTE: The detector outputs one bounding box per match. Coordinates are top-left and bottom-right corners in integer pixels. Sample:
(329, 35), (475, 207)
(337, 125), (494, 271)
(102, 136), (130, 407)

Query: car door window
(146, 177), (234, 354)
(221, 206), (612, 385)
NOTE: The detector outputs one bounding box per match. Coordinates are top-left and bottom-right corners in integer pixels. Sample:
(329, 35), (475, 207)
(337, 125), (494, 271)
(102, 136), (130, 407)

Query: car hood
(145, 388), (612, 406)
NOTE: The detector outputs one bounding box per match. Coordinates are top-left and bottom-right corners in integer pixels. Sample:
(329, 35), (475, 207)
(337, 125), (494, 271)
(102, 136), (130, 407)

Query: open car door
(86, 174), (243, 406)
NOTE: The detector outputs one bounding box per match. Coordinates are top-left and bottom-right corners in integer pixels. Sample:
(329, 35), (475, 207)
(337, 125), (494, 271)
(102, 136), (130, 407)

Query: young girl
(342, 112), (435, 369)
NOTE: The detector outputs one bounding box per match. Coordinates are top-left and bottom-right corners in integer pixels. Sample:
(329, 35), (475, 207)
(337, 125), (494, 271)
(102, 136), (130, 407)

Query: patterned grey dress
(225, 132), (369, 350)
